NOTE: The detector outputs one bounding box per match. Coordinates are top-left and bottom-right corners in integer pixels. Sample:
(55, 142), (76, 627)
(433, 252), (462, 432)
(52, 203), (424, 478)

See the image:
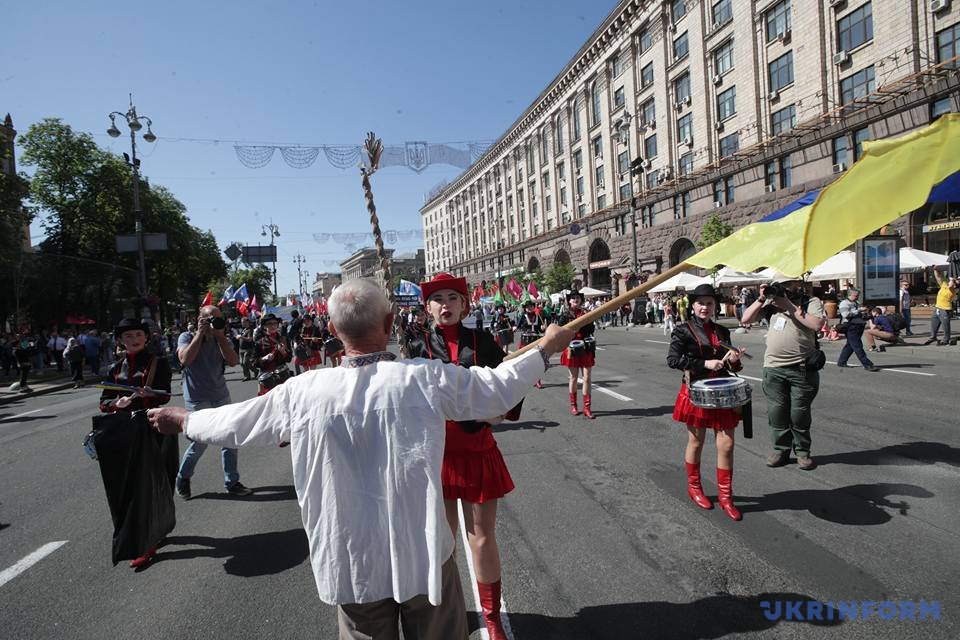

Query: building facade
(1, 113), (31, 251)
(339, 248), (396, 282)
(311, 272), (342, 298)
(392, 249), (426, 283)
(421, 0), (960, 291)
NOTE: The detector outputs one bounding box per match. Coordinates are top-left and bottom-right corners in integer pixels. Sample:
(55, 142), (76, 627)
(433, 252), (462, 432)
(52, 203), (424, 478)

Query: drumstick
(718, 341), (752, 359)
(94, 383), (171, 396)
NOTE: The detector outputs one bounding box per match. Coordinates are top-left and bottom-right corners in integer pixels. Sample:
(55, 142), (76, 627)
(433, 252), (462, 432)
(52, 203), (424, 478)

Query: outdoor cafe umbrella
(648, 271), (710, 293)
(899, 247), (949, 272)
(809, 251), (856, 281)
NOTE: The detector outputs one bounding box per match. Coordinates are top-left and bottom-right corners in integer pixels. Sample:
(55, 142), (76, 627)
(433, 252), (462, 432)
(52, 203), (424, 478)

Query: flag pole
(505, 261), (692, 361)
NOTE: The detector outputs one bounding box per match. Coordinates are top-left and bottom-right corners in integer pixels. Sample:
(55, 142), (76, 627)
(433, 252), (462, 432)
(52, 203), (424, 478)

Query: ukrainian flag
(687, 113), (960, 276)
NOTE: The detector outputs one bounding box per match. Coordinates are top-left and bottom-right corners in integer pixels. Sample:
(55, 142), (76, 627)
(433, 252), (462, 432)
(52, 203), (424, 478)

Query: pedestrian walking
(65, 337), (85, 387)
(81, 329), (102, 378)
(924, 269), (957, 345)
(836, 288), (880, 371)
(899, 280), (914, 336)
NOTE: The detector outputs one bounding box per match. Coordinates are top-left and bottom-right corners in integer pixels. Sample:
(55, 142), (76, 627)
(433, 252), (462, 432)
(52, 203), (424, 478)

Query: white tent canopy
(712, 267), (767, 286)
(649, 271), (710, 293)
(809, 250), (856, 281)
(899, 247), (949, 272)
(579, 286), (610, 297)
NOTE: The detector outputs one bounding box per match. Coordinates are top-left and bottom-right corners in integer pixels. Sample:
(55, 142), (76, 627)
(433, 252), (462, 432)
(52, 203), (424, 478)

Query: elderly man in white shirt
(148, 278), (573, 640)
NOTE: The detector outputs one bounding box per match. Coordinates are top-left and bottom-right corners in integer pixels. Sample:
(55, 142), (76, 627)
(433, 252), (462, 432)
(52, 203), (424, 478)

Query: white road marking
(0, 541), (68, 588)
(830, 362), (936, 377)
(578, 378), (633, 402)
(458, 506), (515, 640)
(645, 340), (671, 345)
(0, 408), (42, 423)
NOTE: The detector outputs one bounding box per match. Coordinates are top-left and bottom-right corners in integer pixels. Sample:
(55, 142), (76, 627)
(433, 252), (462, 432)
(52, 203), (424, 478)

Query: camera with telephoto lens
(201, 316), (226, 330)
(763, 283), (787, 300)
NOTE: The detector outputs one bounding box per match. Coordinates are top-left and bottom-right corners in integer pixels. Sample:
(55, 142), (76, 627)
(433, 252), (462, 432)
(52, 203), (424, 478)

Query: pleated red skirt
(442, 422), (514, 503)
(673, 384), (741, 430)
(560, 348), (595, 368)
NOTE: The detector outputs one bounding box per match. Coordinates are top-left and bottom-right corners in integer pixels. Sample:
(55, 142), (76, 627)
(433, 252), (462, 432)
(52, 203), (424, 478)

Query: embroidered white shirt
(183, 349), (544, 606)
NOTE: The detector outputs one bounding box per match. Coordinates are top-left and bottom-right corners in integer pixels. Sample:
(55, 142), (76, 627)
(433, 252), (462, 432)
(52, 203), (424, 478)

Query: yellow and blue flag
(687, 113), (960, 276)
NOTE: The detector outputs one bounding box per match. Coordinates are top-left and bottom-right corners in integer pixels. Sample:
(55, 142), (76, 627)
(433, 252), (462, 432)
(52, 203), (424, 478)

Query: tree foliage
(697, 212), (734, 250)
(543, 262), (576, 293)
(13, 118), (227, 329)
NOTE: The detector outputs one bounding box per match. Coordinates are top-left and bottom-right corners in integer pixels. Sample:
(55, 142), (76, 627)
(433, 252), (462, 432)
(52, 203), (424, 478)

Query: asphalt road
(1, 325), (957, 639)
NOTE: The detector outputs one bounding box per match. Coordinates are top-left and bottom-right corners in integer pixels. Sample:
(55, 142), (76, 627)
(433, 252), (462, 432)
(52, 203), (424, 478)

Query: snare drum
(583, 336), (597, 354)
(687, 378), (751, 409)
(324, 337), (344, 356)
(568, 339), (586, 355)
(520, 331), (542, 346)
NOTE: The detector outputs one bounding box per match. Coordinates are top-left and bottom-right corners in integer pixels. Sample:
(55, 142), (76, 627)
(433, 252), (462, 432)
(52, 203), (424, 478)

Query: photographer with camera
(836, 288), (880, 372)
(174, 305), (253, 498)
(742, 281), (826, 471)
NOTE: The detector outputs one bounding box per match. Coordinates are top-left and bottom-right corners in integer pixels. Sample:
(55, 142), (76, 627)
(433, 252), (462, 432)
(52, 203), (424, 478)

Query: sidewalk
(0, 370), (89, 406)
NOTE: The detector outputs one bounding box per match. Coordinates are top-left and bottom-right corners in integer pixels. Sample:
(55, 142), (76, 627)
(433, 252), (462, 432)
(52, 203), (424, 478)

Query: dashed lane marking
(0, 408), (42, 423)
(0, 541), (68, 588)
(577, 378), (633, 402)
(829, 362), (936, 377)
(645, 340), (671, 345)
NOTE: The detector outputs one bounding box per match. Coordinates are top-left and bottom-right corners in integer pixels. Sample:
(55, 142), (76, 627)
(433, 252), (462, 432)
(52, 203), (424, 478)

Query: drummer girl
(515, 299), (545, 389)
(293, 314), (323, 372)
(666, 284), (744, 521)
(492, 303), (514, 354)
(559, 291), (596, 419)
(406, 272), (521, 640)
(98, 318), (176, 568)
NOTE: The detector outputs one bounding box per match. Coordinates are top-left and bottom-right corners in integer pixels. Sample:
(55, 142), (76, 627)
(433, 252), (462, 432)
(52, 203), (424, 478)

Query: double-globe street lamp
(107, 97), (157, 300)
(610, 111), (640, 277)
(261, 221), (281, 299)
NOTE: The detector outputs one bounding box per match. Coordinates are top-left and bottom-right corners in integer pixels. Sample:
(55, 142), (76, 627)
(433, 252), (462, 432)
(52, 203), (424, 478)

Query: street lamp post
(108, 95), (157, 300)
(293, 254), (306, 301)
(611, 111), (640, 276)
(261, 220), (281, 300)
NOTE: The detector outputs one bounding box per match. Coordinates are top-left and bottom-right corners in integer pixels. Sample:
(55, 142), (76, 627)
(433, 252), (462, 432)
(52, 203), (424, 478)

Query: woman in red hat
(557, 291), (597, 418)
(667, 283), (744, 521)
(406, 272), (521, 640)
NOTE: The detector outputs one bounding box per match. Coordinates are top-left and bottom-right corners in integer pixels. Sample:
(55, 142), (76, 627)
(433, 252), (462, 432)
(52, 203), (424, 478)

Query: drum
(688, 378), (751, 409)
(568, 339), (586, 355)
(258, 366), (293, 392)
(583, 336), (597, 354)
(324, 337), (344, 356)
(520, 332), (542, 346)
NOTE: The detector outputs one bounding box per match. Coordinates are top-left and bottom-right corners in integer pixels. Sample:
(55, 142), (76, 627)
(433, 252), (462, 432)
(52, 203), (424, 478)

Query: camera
(201, 316), (226, 330)
(763, 283), (787, 299)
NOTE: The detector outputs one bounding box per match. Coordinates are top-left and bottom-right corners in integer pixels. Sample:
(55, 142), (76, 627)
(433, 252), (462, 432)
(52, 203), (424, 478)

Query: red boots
(569, 392), (579, 415)
(716, 468), (742, 521)
(477, 580), (508, 640)
(583, 394), (595, 419)
(129, 546), (157, 569)
(685, 462), (712, 510)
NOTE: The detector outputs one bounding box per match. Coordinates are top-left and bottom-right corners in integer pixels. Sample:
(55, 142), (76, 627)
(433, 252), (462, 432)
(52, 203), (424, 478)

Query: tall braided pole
(360, 132), (394, 305)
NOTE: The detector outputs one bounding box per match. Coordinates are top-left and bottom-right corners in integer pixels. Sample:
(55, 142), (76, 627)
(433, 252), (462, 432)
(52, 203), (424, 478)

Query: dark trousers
(53, 350), (64, 371)
(239, 350), (255, 379)
(763, 366), (820, 458)
(88, 356), (101, 377)
(930, 308), (952, 343)
(18, 363), (31, 387)
(837, 322), (874, 367)
(70, 360), (84, 383)
(336, 554), (468, 640)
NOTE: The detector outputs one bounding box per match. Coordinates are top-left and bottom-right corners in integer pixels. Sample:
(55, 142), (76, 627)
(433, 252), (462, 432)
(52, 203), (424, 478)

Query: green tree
(543, 262), (576, 293)
(207, 264), (274, 315)
(697, 212), (734, 250)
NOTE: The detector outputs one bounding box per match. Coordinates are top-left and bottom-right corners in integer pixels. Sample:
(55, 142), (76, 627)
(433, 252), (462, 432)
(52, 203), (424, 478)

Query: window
(765, 0), (791, 42)
(840, 65), (875, 105)
(673, 192), (691, 220)
(714, 39), (734, 75)
(833, 136), (848, 167)
(644, 134), (658, 159)
(592, 84), (603, 126)
(765, 161), (778, 189)
(768, 51), (794, 92)
(725, 177), (735, 204)
(712, 0), (732, 26)
(837, 2), (872, 52)
(592, 135), (603, 159)
(542, 171), (551, 189)
(574, 149), (583, 171)
(779, 154), (792, 188)
(683, 191), (691, 218)
(713, 179), (724, 204)
(560, 186), (568, 206)
(674, 73), (691, 103)
(595, 165), (605, 189)
(640, 205), (654, 228)
(557, 162), (566, 180)
(578, 204), (587, 217)
(597, 194), (607, 210)
(937, 24), (959, 67)
(619, 183), (633, 202)
(719, 133), (739, 157)
(614, 86), (625, 109)
(853, 127), (869, 161)
(613, 53), (625, 78)
(618, 150), (630, 176)
(641, 62), (654, 88)
(771, 104), (796, 135)
(677, 113), (692, 141)
(641, 98), (656, 125)
(646, 170), (659, 190)
(640, 28), (653, 53)
(541, 133), (550, 164)
(555, 118), (565, 152)
(573, 105), (582, 140)
(576, 175), (585, 197)
(673, 195), (683, 220)
(717, 86), (736, 120)
(932, 97), (954, 120)
(674, 32), (689, 61)
(679, 152), (693, 175)
(672, 0), (687, 22)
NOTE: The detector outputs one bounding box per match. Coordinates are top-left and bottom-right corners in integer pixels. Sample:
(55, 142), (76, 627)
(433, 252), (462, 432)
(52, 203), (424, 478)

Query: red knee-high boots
(569, 392), (579, 415)
(583, 394), (595, 419)
(477, 580), (508, 640)
(685, 462), (713, 510)
(716, 468), (742, 521)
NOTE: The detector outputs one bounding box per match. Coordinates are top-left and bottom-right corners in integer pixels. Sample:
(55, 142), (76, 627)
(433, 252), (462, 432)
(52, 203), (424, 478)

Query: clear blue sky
(6, 0), (616, 298)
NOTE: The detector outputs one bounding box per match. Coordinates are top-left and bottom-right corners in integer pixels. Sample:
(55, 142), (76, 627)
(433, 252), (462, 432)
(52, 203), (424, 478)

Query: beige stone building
(420, 0), (959, 292)
(311, 272), (342, 298)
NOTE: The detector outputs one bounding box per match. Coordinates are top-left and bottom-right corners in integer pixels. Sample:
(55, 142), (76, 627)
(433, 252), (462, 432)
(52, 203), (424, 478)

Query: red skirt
(295, 354), (322, 368)
(673, 384), (740, 430)
(560, 347), (595, 369)
(441, 422), (514, 503)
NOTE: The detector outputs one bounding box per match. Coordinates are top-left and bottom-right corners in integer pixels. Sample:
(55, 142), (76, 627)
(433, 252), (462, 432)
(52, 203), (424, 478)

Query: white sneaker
(8, 382), (20, 391)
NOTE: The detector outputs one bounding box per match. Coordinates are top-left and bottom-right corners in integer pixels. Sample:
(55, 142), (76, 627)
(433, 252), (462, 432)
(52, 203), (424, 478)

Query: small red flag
(201, 290), (213, 306)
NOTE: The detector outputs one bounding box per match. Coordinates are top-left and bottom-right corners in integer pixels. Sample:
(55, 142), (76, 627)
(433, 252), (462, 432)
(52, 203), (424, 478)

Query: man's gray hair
(329, 279), (392, 340)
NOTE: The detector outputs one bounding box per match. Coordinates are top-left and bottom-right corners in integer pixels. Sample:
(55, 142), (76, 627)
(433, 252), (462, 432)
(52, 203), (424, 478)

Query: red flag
(506, 278), (524, 301)
(237, 300), (249, 316)
(471, 284), (485, 304)
(527, 281), (540, 299)
(201, 290), (213, 306)
(250, 295), (261, 314)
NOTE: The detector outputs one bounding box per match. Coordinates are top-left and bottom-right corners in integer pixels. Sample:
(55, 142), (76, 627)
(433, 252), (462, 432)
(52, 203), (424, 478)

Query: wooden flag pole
(505, 261), (693, 361)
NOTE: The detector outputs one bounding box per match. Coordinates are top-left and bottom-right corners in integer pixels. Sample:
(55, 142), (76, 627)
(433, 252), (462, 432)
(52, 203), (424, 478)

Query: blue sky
(6, 0), (615, 298)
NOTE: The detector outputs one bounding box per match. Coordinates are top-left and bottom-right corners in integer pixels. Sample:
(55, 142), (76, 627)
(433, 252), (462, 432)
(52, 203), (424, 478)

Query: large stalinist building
(421, 0), (959, 292)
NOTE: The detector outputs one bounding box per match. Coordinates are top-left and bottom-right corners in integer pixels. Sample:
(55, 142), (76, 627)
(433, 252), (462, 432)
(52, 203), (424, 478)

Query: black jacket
(99, 350), (172, 413)
(666, 318), (742, 383)
(557, 309), (595, 341)
(406, 324), (522, 432)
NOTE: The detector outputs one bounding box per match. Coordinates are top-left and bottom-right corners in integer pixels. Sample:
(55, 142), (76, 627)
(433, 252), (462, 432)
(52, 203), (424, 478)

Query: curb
(0, 382), (77, 406)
